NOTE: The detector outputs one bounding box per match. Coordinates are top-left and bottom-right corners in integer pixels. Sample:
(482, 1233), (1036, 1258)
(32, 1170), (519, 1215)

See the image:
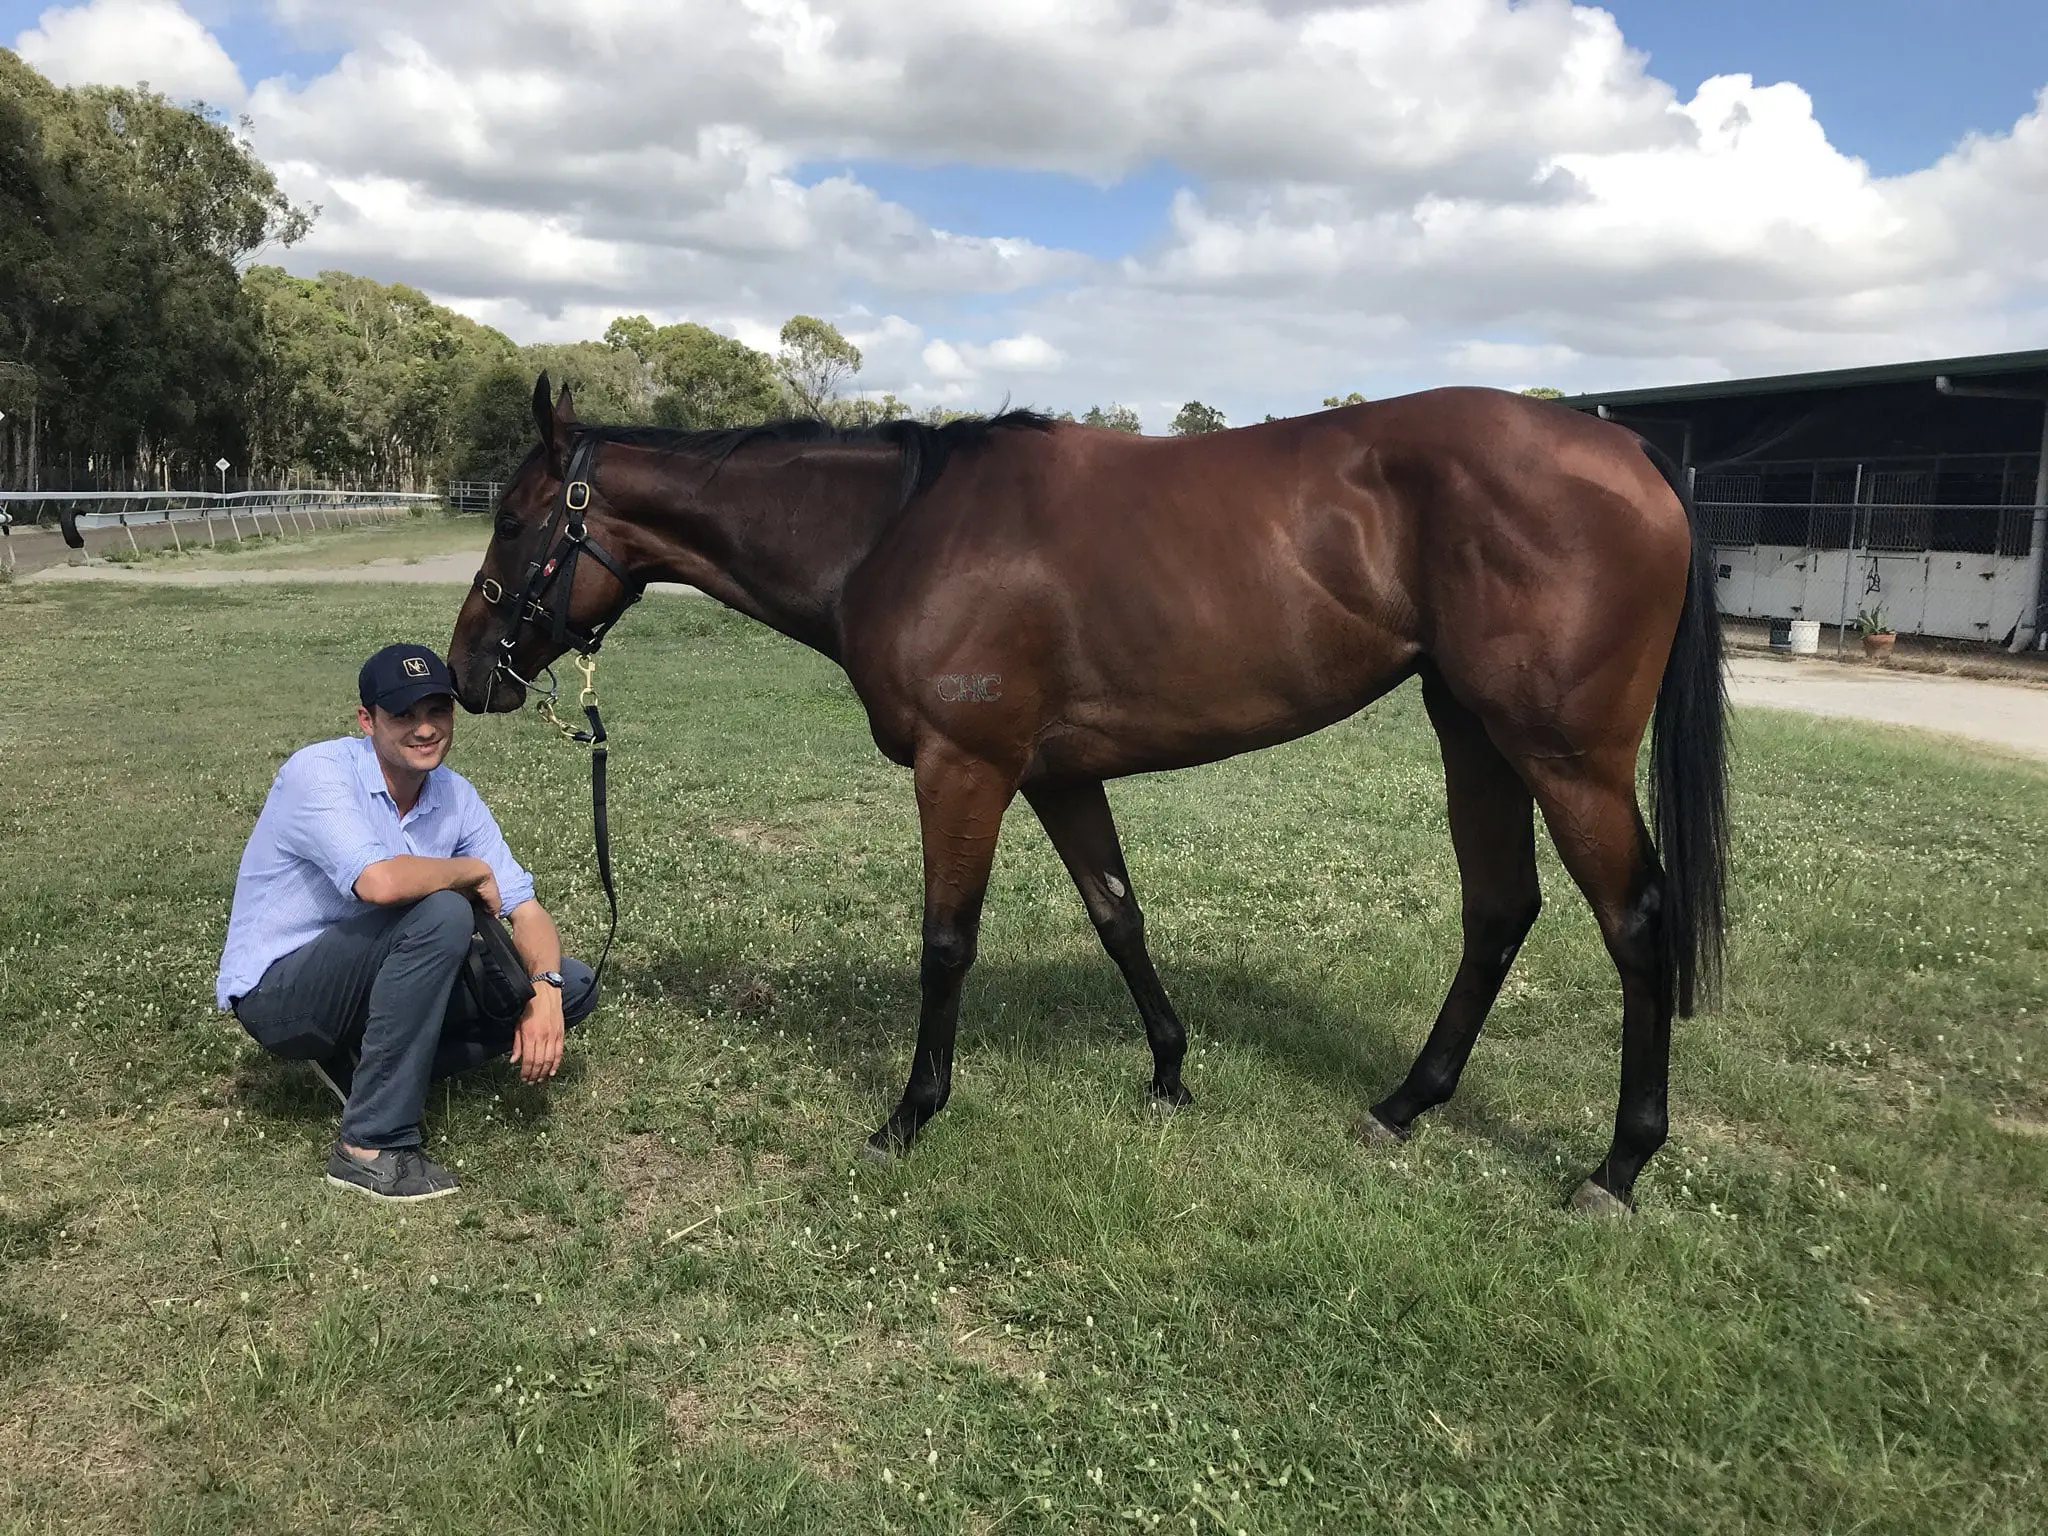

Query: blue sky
(1602, 0), (2048, 177)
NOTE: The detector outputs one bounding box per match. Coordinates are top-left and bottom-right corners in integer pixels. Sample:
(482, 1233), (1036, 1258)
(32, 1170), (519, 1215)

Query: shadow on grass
(231, 1048), (578, 1131)
(630, 941), (1593, 1175)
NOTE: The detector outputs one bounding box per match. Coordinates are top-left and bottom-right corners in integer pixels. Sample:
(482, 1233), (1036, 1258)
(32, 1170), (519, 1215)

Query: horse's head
(448, 373), (644, 713)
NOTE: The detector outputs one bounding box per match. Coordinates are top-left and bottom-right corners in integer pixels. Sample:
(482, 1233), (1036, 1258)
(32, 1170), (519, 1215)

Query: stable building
(1563, 349), (2048, 650)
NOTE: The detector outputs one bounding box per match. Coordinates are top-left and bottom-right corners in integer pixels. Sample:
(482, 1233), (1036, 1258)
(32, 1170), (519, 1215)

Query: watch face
(537, 970), (565, 987)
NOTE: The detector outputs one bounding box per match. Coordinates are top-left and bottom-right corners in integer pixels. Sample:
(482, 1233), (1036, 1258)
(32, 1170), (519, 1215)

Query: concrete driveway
(1727, 655), (2048, 761)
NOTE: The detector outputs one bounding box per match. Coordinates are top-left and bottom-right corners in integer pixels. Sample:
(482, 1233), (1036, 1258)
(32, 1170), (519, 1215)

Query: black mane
(584, 408), (1059, 508)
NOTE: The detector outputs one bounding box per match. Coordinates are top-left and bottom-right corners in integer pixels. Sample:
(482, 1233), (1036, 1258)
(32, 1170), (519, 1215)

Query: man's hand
(510, 984), (566, 1084)
(470, 868), (503, 917)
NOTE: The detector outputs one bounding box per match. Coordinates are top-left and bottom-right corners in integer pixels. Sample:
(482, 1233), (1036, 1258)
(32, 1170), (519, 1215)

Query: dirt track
(22, 550), (485, 585)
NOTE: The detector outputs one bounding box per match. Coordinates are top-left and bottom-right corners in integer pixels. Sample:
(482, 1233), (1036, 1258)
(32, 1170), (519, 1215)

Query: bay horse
(448, 375), (1726, 1213)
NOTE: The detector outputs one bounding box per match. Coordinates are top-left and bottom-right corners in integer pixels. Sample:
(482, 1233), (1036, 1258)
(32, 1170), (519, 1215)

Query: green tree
(241, 267), (512, 489)
(643, 323), (781, 429)
(452, 361), (539, 485)
(776, 315), (861, 417)
(0, 53), (312, 488)
(831, 392), (909, 428)
(1519, 386), (1565, 399)
(603, 313), (658, 361)
(1322, 391), (1367, 408)
(517, 341), (649, 425)
(1169, 400), (1228, 435)
(1081, 403), (1142, 433)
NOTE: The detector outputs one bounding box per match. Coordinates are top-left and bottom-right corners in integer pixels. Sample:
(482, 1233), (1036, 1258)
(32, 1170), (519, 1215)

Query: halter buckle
(479, 576), (504, 605)
(565, 480), (591, 512)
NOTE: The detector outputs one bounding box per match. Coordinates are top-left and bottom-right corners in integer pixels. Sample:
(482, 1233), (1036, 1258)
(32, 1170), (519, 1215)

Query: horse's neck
(635, 448), (899, 659)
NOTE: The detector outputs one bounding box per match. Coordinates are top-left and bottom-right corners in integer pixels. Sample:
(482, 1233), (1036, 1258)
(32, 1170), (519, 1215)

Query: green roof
(1559, 348), (2048, 412)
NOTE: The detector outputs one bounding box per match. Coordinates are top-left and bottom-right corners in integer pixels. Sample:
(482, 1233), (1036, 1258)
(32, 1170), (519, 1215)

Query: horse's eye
(495, 515), (521, 541)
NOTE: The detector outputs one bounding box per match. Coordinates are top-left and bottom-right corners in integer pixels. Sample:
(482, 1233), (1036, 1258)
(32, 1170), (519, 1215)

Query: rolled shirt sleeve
(273, 753), (389, 902)
(454, 787), (536, 916)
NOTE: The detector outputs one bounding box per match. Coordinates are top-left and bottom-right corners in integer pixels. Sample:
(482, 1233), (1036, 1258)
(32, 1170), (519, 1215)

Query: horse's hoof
(1148, 1085), (1194, 1115)
(860, 1134), (901, 1165)
(1568, 1180), (1632, 1218)
(1354, 1112), (1407, 1146)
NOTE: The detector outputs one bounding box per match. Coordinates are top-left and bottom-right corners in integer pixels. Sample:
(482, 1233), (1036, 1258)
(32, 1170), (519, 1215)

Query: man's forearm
(354, 855), (491, 906)
(509, 901), (563, 977)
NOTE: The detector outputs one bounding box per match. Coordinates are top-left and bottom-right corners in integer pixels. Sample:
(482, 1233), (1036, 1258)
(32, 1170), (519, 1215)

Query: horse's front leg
(865, 742), (1018, 1158)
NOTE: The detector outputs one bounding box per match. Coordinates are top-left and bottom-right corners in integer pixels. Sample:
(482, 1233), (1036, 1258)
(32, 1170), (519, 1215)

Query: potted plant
(1855, 606), (1896, 660)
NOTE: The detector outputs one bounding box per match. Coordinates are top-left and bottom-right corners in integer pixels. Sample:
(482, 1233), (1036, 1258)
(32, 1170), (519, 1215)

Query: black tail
(1641, 441), (1728, 1017)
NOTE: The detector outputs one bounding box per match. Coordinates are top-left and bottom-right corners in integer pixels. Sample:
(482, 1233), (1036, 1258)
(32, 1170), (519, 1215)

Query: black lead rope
(536, 653), (621, 993)
(583, 694), (618, 992)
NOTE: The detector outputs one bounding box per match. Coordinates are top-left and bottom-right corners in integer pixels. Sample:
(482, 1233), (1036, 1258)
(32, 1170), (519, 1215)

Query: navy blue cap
(359, 643), (456, 714)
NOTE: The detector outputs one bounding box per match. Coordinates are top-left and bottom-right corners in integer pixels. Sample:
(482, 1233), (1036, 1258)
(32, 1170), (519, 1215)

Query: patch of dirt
(660, 1298), (1041, 1479)
(605, 1134), (735, 1224)
(601, 1133), (792, 1229)
(664, 1341), (855, 1477)
(713, 821), (813, 855)
(1993, 1116), (2048, 1140)
(0, 1386), (149, 1492)
(934, 1289), (1038, 1380)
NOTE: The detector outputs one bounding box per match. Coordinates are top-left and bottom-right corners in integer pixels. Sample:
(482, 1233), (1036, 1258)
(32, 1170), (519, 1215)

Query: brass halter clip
(536, 652), (601, 744)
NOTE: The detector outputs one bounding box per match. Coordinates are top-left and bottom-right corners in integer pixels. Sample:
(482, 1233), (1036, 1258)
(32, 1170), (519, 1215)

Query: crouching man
(217, 643), (598, 1202)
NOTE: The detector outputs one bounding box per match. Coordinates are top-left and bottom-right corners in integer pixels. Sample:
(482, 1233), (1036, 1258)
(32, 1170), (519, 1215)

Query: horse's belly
(1034, 623), (1418, 778)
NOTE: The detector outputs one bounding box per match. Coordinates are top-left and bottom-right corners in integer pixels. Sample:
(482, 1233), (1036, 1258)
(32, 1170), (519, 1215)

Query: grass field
(2, 583), (2044, 1534)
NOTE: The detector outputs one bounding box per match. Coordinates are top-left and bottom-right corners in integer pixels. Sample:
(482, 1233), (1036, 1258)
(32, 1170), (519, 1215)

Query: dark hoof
(861, 1130), (906, 1164)
(1353, 1112), (1407, 1146)
(1568, 1180), (1632, 1218)
(1148, 1084), (1194, 1115)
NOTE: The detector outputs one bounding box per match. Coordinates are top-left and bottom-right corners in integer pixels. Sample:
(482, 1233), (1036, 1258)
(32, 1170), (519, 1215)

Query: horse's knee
(1466, 889), (1540, 970)
(921, 923), (976, 979)
(1091, 893), (1145, 952)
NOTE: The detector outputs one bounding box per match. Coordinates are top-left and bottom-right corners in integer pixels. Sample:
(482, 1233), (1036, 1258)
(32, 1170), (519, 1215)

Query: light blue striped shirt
(216, 736), (535, 1008)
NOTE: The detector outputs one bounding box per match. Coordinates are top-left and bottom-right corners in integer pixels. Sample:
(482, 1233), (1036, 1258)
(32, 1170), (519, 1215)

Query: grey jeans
(232, 889), (598, 1149)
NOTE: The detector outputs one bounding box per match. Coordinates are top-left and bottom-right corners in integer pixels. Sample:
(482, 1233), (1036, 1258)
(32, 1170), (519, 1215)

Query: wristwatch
(532, 970), (565, 989)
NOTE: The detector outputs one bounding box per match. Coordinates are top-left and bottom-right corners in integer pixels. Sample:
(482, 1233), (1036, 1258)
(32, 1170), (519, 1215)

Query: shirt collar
(354, 734), (444, 816)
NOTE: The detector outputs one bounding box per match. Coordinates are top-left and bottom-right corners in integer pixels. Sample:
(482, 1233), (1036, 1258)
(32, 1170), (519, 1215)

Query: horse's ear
(532, 372), (578, 474)
(532, 372), (557, 469)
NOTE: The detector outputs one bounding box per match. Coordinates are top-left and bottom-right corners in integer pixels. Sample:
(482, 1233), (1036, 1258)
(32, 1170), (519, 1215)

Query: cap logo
(402, 657), (430, 678)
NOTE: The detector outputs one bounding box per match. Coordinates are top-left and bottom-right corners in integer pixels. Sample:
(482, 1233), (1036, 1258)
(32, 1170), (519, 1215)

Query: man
(218, 643), (598, 1202)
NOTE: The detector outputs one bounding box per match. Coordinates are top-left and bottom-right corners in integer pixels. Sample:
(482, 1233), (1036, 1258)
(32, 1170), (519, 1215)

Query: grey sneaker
(324, 1144), (460, 1203)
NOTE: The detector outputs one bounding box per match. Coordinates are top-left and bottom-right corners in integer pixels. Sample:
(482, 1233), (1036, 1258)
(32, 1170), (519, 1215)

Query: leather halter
(472, 434), (643, 677)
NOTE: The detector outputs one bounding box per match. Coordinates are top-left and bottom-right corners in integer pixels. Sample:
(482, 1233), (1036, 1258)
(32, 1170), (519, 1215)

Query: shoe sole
(309, 1060), (349, 1107)
(324, 1172), (460, 1203)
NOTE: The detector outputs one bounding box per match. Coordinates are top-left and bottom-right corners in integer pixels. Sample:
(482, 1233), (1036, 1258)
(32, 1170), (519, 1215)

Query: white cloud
(13, 0), (2048, 420)
(921, 333), (1065, 381)
(14, 0), (245, 106)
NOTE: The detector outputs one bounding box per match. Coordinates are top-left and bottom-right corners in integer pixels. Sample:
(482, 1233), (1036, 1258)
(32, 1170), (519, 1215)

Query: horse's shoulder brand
(935, 673), (1002, 703)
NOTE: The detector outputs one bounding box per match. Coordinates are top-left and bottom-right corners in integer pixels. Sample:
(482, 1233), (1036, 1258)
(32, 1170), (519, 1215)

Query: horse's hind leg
(1366, 673), (1540, 1140)
(1023, 779), (1192, 1109)
(1520, 750), (1671, 1213)
(867, 742), (1017, 1158)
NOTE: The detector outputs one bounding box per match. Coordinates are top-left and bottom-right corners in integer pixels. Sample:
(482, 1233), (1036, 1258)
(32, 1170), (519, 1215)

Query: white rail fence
(0, 489), (440, 567)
